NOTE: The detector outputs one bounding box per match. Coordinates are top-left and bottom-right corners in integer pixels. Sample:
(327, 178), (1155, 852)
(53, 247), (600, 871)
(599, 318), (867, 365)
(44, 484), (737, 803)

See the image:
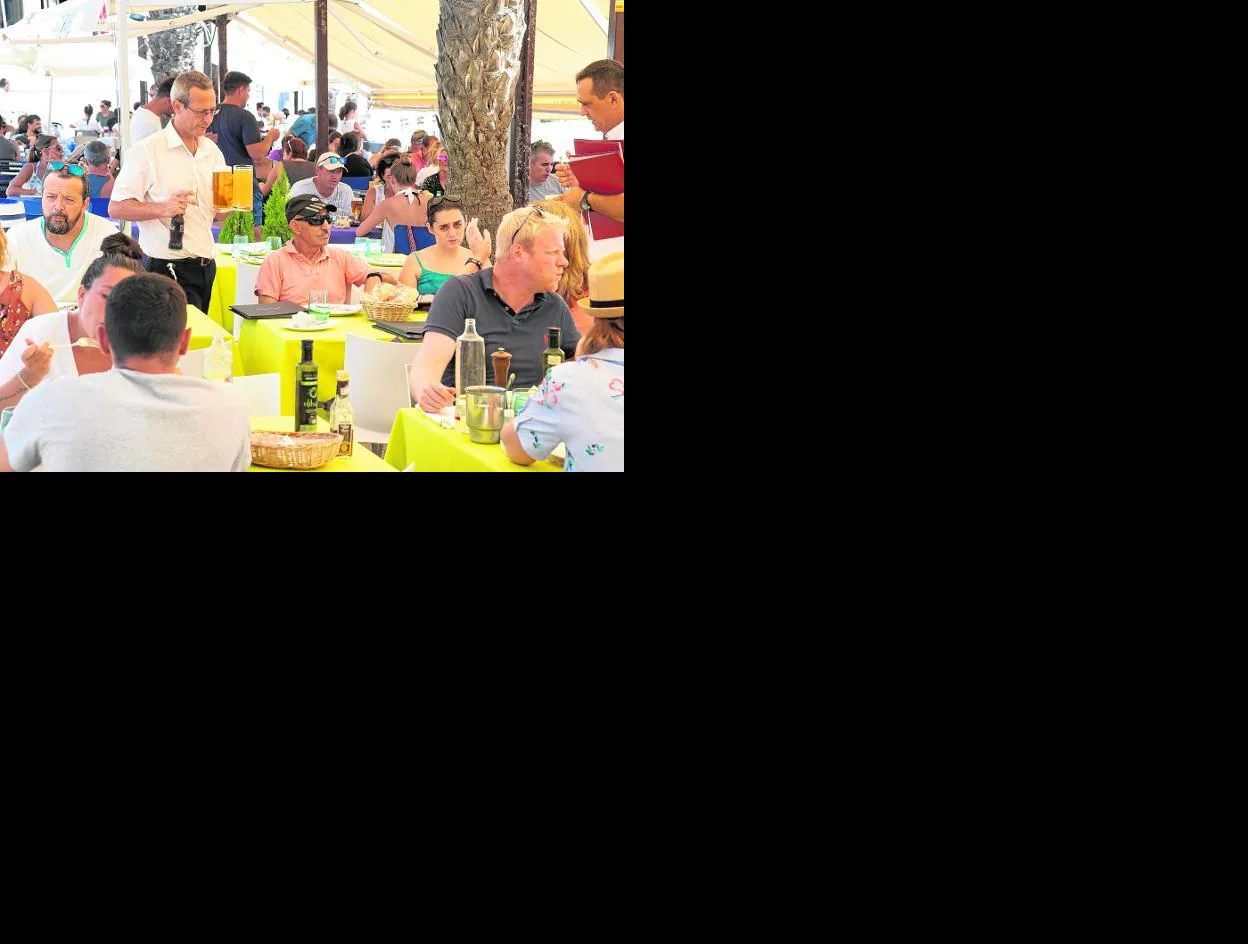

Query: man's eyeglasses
(179, 102), (220, 119)
(297, 215), (330, 226)
(535, 162), (556, 170)
(47, 161), (85, 177)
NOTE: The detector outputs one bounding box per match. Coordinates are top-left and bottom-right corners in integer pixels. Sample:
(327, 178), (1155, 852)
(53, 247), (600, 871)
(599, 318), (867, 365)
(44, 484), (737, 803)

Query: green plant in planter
(217, 210), (253, 243)
(262, 167), (292, 244)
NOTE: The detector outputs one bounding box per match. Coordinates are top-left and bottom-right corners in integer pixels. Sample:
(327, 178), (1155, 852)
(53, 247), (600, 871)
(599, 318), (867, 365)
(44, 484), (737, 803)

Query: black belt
(150, 256), (214, 267)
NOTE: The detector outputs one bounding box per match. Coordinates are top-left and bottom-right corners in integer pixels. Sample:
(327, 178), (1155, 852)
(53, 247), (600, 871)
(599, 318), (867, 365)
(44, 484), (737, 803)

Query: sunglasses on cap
(320, 156), (346, 168)
(48, 161), (85, 176)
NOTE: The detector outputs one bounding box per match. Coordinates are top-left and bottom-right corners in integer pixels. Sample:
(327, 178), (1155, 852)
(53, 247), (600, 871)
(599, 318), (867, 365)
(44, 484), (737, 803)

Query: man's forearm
(109, 198), (169, 222)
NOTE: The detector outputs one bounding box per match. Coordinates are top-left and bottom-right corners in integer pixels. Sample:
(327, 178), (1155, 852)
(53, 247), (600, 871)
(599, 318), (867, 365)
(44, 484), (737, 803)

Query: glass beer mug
(212, 169), (234, 212)
(232, 164), (253, 212)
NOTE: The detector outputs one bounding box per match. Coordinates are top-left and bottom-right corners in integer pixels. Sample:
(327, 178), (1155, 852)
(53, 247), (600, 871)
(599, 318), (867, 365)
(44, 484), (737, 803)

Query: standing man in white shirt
(108, 70), (228, 313)
(555, 59), (624, 261)
(129, 77), (175, 145)
(4, 166), (118, 304)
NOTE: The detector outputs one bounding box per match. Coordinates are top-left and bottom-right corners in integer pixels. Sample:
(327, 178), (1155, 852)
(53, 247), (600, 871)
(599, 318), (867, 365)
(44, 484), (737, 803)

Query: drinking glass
(232, 235), (248, 255)
(266, 236), (282, 251)
(212, 169), (234, 211)
(231, 164), (253, 212)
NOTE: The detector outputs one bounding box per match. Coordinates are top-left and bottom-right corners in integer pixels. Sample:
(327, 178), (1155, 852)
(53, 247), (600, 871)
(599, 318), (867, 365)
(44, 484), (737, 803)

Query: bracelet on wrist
(17, 369), (32, 391)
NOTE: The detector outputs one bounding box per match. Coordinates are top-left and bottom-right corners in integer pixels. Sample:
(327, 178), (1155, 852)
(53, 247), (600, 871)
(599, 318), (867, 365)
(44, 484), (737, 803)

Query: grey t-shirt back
(5, 369), (252, 472)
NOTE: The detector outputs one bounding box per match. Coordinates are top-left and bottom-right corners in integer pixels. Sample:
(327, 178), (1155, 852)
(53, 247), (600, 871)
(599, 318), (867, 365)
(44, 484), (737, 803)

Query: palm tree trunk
(144, 5), (202, 86)
(437, 0), (528, 242)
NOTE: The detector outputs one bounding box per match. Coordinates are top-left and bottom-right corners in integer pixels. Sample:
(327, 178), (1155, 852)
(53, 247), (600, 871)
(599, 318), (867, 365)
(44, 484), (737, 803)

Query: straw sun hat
(576, 252), (623, 319)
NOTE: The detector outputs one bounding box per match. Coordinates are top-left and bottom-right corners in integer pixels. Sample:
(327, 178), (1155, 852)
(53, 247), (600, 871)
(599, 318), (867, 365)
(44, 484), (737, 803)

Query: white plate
(286, 320), (336, 331)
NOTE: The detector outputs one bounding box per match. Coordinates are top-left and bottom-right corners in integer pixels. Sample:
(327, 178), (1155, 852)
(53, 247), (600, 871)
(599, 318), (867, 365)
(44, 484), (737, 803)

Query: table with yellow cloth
(248, 416), (395, 472)
(186, 304), (245, 376)
(205, 249), (237, 330)
(384, 408), (560, 473)
(240, 313), (422, 415)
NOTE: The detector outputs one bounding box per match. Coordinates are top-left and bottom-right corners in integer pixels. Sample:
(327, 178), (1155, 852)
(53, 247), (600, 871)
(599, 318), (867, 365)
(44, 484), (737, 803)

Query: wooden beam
(608, 3), (623, 63)
(510, 0), (537, 210)
(217, 15), (229, 84)
(315, 0), (329, 153)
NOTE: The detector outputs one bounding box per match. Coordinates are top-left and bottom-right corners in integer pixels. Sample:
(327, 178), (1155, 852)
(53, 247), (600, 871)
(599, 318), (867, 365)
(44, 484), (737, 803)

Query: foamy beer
(232, 165), (253, 211)
(212, 169), (234, 211)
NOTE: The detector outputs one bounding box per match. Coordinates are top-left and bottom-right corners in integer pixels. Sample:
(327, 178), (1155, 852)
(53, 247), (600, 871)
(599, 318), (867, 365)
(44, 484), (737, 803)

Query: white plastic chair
(344, 333), (415, 445)
(178, 347), (207, 376)
(231, 373), (281, 415)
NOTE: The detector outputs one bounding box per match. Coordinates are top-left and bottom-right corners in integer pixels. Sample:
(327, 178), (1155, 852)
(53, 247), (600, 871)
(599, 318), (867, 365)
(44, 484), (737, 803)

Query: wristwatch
(579, 190), (594, 213)
(466, 257), (483, 269)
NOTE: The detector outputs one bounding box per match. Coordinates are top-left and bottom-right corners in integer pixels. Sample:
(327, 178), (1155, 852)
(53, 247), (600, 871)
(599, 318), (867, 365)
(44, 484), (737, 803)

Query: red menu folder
(571, 139), (623, 241)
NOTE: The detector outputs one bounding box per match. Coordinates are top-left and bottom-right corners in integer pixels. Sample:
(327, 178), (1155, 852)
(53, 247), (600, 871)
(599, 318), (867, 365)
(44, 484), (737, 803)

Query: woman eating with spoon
(0, 232), (144, 405)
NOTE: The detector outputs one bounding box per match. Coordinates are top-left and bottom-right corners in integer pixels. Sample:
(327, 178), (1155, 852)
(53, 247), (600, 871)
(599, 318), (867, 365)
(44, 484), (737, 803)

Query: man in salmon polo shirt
(255, 195), (398, 305)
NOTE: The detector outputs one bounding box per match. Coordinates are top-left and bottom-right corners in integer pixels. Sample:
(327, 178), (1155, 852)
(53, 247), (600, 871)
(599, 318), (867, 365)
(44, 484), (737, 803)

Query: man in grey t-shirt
(0, 274), (251, 472)
(526, 141), (566, 202)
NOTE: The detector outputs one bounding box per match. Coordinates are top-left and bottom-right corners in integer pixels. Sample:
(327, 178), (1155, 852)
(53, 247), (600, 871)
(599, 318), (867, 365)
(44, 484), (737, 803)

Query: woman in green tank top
(398, 195), (492, 297)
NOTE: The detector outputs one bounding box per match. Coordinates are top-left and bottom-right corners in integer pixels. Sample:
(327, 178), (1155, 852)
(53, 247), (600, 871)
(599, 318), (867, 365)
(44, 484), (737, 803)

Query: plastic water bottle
(203, 335), (232, 382)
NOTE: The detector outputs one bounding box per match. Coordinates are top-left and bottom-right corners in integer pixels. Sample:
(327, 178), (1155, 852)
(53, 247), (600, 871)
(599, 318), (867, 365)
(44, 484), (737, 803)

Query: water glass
(232, 235), (248, 255)
(266, 236), (282, 251)
(354, 237), (369, 255)
(308, 290), (330, 320)
(370, 238), (381, 255)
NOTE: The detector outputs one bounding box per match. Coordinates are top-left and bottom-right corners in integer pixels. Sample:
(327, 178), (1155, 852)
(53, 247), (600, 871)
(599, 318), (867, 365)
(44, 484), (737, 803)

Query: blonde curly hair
(530, 198), (589, 313)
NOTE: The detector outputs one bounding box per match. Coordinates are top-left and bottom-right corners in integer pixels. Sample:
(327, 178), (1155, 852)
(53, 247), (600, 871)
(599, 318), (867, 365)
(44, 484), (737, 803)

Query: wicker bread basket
(362, 298), (420, 322)
(250, 430), (343, 469)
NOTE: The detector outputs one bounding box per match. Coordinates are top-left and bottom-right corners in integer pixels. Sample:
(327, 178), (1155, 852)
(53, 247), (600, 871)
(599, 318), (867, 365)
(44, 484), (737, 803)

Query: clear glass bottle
(455, 317), (486, 397)
(328, 370), (354, 456)
(203, 335), (231, 382)
(295, 339), (318, 432)
(541, 326), (564, 378)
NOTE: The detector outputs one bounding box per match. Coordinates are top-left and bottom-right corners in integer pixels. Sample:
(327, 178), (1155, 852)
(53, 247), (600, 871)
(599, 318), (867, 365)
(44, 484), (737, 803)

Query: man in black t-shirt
(206, 70), (280, 239)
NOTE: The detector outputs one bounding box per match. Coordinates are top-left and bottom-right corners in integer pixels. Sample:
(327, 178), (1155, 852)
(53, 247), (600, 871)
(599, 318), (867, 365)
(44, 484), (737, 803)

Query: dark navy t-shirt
(207, 104), (260, 168)
(424, 269), (580, 389)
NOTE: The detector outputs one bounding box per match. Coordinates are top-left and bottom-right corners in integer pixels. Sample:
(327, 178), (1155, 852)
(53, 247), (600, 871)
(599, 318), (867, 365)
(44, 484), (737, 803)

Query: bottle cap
(337, 370), (349, 381)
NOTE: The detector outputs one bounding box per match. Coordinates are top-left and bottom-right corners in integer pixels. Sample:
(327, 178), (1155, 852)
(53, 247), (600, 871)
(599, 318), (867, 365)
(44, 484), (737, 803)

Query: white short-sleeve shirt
(129, 107), (163, 144)
(110, 122), (225, 261)
(6, 214), (119, 303)
(0, 311), (76, 387)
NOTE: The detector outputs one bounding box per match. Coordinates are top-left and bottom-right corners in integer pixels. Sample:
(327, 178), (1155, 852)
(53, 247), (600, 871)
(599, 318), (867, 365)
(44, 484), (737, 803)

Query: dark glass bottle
(541, 326), (563, 378)
(295, 340), (318, 432)
(168, 213), (185, 251)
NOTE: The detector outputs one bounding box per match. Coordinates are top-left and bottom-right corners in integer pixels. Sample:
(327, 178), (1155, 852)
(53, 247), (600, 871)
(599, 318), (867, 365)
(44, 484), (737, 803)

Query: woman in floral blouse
(502, 252), (624, 472)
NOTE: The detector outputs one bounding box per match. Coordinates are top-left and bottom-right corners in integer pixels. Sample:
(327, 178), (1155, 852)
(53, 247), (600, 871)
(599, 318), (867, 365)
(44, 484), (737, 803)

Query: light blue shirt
(513, 349), (624, 472)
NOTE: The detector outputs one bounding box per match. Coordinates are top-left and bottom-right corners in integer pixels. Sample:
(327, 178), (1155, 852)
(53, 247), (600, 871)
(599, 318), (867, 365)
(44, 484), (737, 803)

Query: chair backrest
(89, 197), (111, 218)
(344, 333), (415, 434)
(231, 373), (281, 415)
(21, 195), (43, 219)
(342, 175), (371, 191)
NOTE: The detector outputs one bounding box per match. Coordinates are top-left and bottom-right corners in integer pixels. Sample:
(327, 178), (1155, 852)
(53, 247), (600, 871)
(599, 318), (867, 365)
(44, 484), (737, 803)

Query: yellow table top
(384, 408), (559, 472)
(248, 416), (395, 472)
(240, 313), (423, 414)
(187, 304), (245, 376)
